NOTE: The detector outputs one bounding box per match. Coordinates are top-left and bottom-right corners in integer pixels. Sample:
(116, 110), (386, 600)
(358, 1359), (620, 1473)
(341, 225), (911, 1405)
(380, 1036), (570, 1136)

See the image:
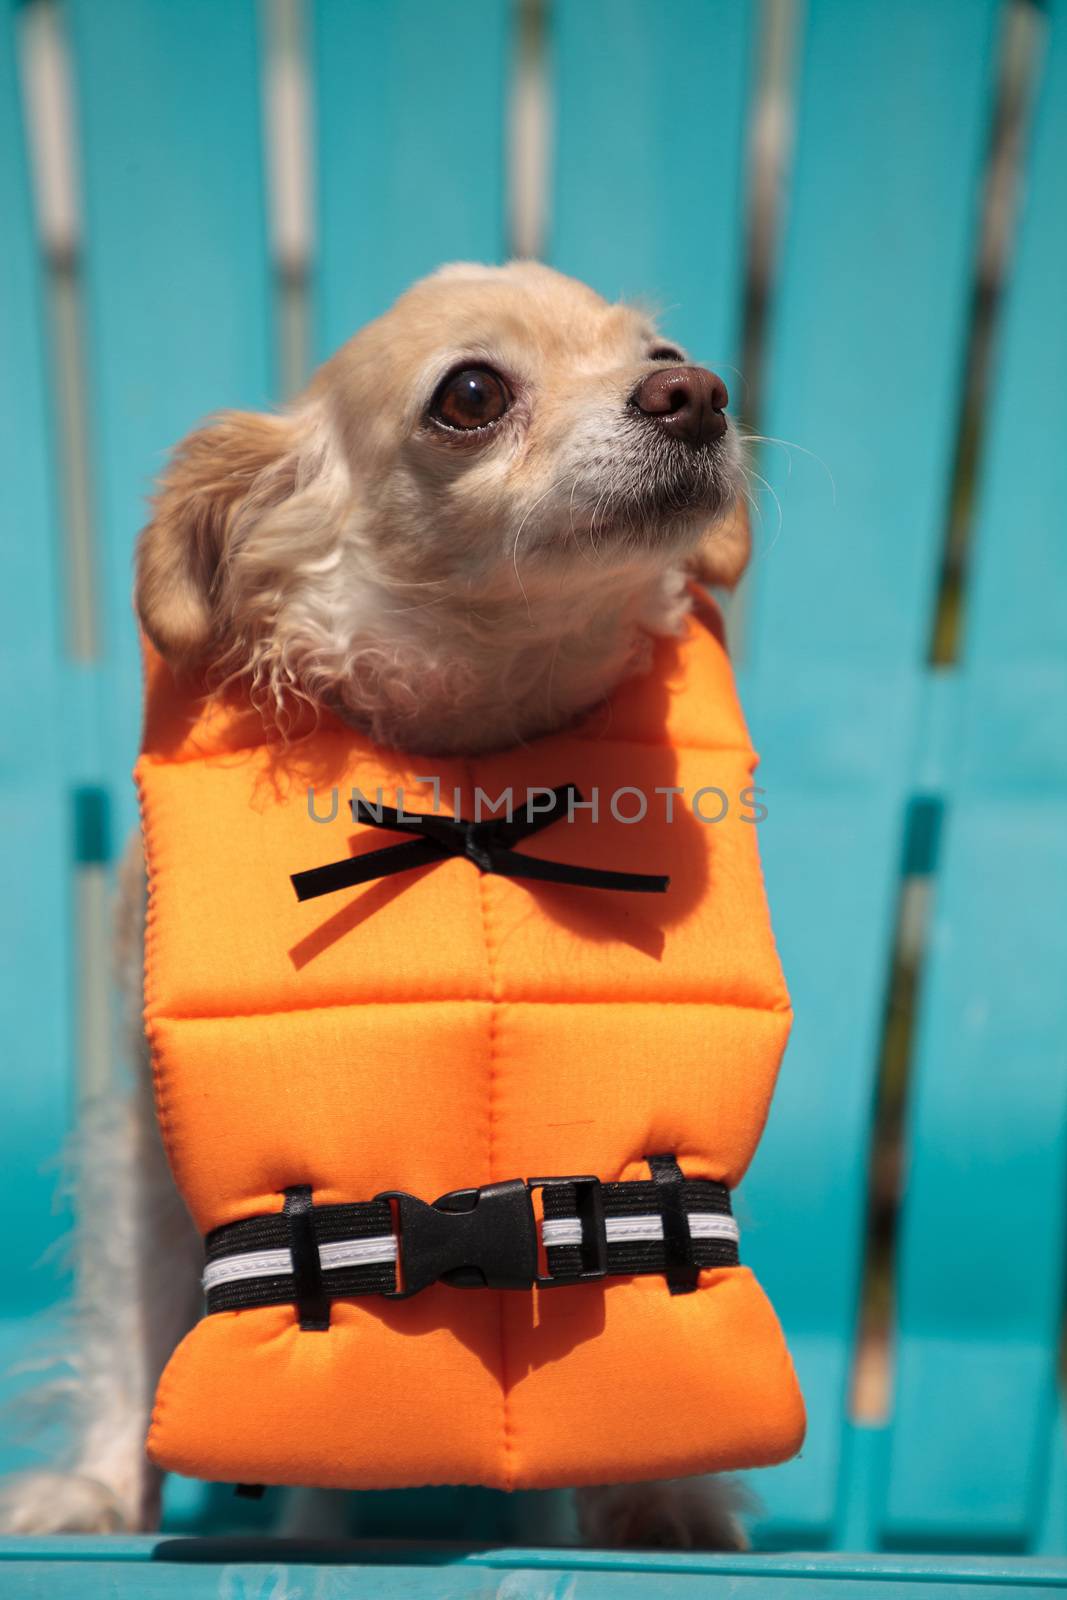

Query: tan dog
(138, 260), (748, 752)
(2, 262), (752, 1548)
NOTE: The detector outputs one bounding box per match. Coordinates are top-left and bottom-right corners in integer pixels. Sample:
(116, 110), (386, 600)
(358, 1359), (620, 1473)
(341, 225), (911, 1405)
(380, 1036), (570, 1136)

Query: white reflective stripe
(203, 1246), (292, 1293)
(202, 1233), (398, 1295)
(204, 1209), (738, 1295)
(541, 1212), (740, 1250)
(320, 1235), (398, 1270)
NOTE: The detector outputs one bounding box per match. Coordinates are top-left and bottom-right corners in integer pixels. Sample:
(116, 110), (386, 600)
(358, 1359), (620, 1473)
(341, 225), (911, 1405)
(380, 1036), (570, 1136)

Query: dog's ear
(135, 410), (307, 668)
(686, 499), (751, 589)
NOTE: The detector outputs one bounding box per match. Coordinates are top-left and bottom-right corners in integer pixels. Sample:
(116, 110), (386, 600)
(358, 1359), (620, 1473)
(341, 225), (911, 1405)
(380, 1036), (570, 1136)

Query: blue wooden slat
(55, 0), (274, 1525)
(739, 762), (912, 1543)
(0, 16), (63, 707)
(313, 0), (511, 362)
(963, 8), (1067, 679)
(1037, 1403), (1067, 1555)
(886, 0), (1067, 1545)
(0, 2), (73, 1362)
(2, 1539), (1067, 1597)
(65, 0), (274, 839)
(549, 0), (754, 367)
(738, 0), (1002, 1542)
(5, 1566), (1062, 1599)
(888, 807), (1067, 1541)
(746, 0), (1002, 672)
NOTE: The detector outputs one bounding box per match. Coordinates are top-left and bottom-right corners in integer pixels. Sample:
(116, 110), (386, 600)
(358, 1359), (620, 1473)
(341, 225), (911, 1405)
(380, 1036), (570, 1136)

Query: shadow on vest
(364, 1276), (610, 1379)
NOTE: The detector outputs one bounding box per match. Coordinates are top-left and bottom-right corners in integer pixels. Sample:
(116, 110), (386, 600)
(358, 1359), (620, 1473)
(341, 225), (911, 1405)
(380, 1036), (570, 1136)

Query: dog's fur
(1, 262), (752, 1547)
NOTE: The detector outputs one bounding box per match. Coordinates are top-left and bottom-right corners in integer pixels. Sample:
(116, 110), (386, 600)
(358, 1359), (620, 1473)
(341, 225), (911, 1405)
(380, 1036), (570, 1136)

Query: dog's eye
(429, 367), (512, 431)
(649, 345), (685, 364)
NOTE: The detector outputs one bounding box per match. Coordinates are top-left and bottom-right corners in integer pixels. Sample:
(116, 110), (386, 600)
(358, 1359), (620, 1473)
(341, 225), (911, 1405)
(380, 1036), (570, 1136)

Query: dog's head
(136, 261), (747, 747)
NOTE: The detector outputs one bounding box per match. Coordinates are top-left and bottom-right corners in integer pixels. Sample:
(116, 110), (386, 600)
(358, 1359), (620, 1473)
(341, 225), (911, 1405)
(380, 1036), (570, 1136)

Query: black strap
(204, 1170), (736, 1318)
(648, 1154), (699, 1295)
(283, 1185), (331, 1330)
(291, 784), (670, 902)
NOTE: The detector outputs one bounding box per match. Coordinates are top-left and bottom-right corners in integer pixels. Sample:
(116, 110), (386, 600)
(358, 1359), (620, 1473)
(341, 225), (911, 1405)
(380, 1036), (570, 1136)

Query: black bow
(291, 783), (669, 902)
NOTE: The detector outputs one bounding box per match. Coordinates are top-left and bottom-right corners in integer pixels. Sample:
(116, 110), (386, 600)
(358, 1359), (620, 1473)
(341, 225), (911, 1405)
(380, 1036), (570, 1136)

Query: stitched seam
(145, 1317), (199, 1469)
(137, 771), (178, 1180)
(471, 765), (515, 1494)
(145, 995), (793, 1025)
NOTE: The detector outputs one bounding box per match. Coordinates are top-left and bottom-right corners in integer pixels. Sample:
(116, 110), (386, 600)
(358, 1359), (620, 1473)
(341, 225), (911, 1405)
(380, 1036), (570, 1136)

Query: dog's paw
(0, 1471), (132, 1535)
(576, 1476), (752, 1552)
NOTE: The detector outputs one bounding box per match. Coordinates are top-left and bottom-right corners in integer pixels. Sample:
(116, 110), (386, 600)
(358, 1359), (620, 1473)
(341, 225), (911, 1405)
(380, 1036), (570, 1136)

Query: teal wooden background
(3, 1539), (1067, 1597)
(1, 0), (1065, 1572)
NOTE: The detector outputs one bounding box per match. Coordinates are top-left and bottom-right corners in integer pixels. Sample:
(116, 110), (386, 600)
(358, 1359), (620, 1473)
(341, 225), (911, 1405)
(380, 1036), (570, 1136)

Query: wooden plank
(737, 0), (1002, 1541)
(549, 0), (754, 365)
(5, 1563), (1064, 1600)
(6, 1573), (1066, 1600)
(0, 13), (63, 705)
(1037, 1402), (1067, 1555)
(0, 3), (74, 1347)
(312, 0), (511, 362)
(65, 0), (274, 838)
(36, 0), (275, 1513)
(745, 0), (1001, 671)
(885, 0), (1067, 1545)
(887, 800), (1067, 1541)
(1, 1540), (1067, 1598)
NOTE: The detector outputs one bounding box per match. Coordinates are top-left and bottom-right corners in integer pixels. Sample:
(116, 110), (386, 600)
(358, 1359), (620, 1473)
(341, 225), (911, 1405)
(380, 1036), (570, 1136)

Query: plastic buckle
(528, 1175), (607, 1285)
(375, 1178), (538, 1298)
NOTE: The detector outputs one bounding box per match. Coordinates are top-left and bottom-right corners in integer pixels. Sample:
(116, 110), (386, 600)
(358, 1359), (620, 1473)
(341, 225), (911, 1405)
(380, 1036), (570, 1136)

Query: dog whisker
(507, 473), (583, 615)
(742, 465), (785, 549)
(737, 430), (837, 506)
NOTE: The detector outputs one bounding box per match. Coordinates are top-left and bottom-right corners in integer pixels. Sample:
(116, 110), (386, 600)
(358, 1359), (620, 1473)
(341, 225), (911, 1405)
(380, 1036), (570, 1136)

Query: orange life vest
(137, 595), (805, 1491)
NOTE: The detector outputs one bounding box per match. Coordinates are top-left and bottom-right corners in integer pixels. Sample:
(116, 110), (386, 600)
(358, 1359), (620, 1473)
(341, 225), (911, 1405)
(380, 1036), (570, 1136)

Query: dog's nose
(629, 365), (729, 448)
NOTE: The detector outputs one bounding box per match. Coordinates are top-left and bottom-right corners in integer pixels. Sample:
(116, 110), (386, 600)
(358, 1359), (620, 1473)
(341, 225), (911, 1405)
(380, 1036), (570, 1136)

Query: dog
(1, 261), (753, 1547)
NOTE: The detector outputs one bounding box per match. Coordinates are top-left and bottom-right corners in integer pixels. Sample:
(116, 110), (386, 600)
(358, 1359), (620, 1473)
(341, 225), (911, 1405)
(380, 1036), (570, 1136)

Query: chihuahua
(2, 262), (752, 1548)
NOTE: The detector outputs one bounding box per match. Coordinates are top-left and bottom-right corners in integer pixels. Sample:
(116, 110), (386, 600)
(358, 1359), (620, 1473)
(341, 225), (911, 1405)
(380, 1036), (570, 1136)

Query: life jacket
(137, 593), (805, 1492)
